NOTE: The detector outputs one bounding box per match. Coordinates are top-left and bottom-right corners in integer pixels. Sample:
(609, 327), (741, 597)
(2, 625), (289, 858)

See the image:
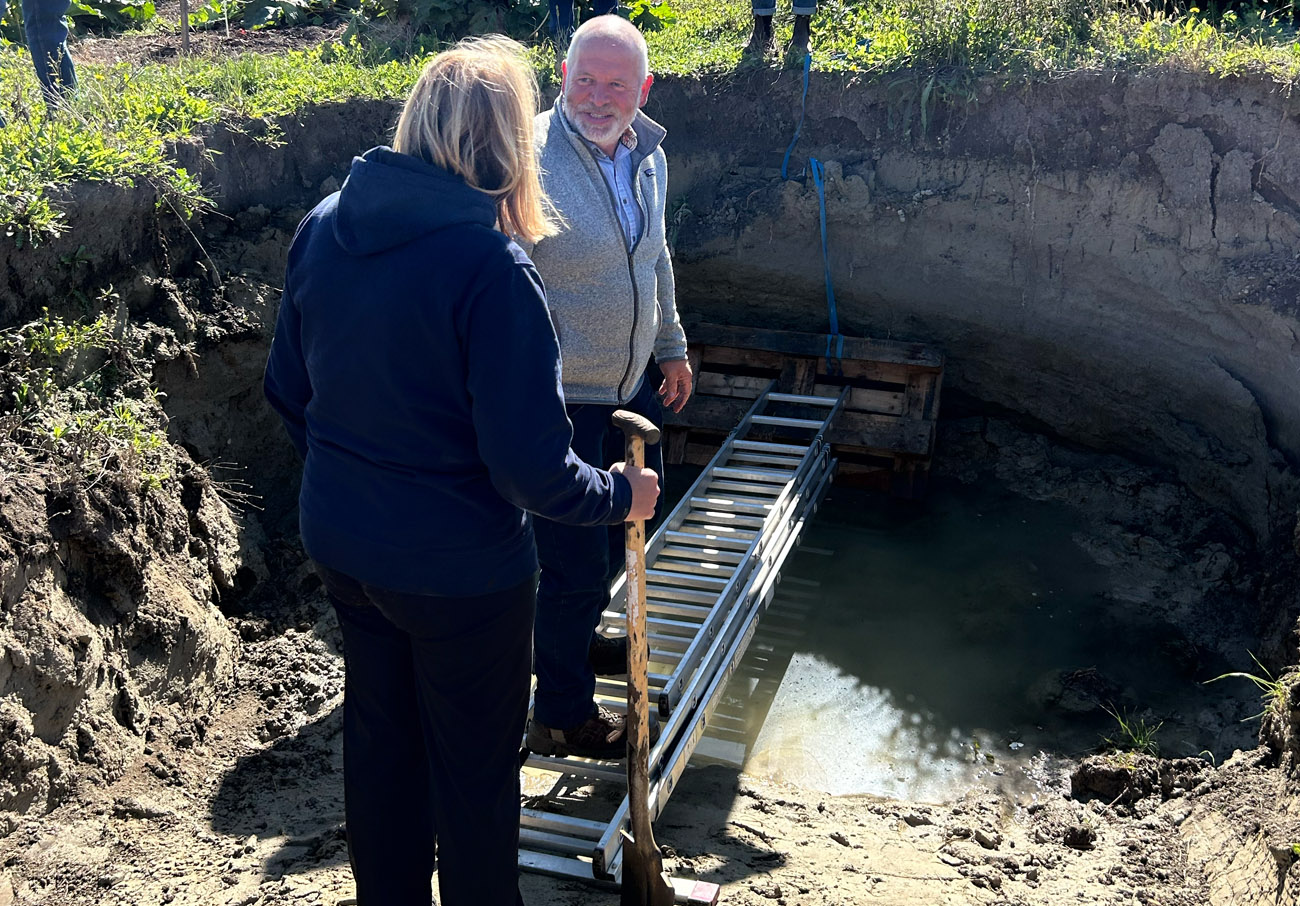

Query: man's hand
(610, 462), (660, 522)
(657, 358), (693, 414)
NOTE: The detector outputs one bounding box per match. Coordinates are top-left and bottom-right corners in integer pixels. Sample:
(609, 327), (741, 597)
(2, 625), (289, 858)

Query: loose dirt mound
(0, 449), (248, 836)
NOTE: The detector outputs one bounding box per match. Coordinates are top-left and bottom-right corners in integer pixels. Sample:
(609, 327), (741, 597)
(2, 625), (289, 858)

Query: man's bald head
(560, 14), (654, 157)
(566, 15), (649, 84)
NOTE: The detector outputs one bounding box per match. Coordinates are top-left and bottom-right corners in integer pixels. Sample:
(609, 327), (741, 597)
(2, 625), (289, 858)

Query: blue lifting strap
(782, 55), (843, 376)
(780, 52), (812, 181)
(809, 157), (843, 376)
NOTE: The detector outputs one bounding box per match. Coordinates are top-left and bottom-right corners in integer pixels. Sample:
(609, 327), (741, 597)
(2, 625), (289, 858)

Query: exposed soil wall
(0, 459), (246, 835)
(649, 69), (1300, 546)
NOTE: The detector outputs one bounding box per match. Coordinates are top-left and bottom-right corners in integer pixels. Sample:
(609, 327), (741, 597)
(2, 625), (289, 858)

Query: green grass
(0, 0), (1298, 241)
(0, 41), (425, 240)
(1100, 703), (1164, 756)
(645, 0), (1300, 77)
(1205, 651), (1291, 722)
(0, 301), (173, 492)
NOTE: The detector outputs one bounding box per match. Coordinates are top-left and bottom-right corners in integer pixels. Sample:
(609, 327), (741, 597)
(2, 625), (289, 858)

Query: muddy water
(689, 476), (1263, 803)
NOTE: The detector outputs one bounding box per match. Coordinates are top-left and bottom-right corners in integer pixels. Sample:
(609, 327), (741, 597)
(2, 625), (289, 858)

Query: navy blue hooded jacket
(264, 147), (632, 597)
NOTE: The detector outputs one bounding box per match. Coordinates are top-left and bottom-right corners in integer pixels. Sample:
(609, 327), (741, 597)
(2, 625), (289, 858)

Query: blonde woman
(264, 36), (658, 906)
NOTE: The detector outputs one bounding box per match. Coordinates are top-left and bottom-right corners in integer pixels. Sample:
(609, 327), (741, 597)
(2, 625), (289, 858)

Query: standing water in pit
(691, 474), (1264, 802)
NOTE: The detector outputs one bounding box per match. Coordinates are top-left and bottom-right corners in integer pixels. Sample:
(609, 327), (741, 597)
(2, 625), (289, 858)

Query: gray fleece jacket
(526, 98), (688, 406)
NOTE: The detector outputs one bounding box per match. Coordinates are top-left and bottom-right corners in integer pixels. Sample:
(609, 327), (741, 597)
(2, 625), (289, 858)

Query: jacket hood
(333, 146), (497, 256)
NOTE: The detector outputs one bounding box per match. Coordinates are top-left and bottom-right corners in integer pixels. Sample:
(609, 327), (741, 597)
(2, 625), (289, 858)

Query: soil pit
(2, 58), (1300, 906)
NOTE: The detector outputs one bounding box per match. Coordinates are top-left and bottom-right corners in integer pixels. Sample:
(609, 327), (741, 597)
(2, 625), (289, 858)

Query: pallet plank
(668, 396), (933, 456)
(688, 322), (944, 371)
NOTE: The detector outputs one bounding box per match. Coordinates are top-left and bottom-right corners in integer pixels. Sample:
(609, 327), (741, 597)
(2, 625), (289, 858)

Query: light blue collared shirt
(587, 135), (643, 251)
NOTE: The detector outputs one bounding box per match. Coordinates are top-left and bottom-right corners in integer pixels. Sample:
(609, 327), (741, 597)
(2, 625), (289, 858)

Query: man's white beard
(564, 97), (631, 148)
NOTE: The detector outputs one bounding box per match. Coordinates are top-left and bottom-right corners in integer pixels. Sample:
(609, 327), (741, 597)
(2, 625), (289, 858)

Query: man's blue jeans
(548, 0), (618, 38)
(752, 0), (816, 15)
(0, 0), (76, 97)
(532, 371), (664, 730)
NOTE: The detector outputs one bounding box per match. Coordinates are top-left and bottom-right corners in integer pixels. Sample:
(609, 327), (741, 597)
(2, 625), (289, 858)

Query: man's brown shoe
(527, 705), (661, 760)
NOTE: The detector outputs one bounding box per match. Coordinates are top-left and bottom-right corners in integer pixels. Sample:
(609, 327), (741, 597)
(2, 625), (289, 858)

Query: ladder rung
(522, 756), (628, 783)
(649, 556), (737, 577)
(684, 510), (766, 529)
(645, 583), (716, 604)
(690, 496), (771, 516)
(647, 599), (712, 619)
(751, 414), (824, 429)
(665, 529), (752, 551)
(658, 545), (745, 565)
(734, 439), (809, 454)
(647, 568), (728, 589)
(729, 451), (804, 468)
(520, 811), (610, 838)
(595, 682), (670, 704)
(647, 631), (692, 651)
(705, 478), (785, 496)
(713, 466), (794, 483)
(768, 391), (840, 406)
(520, 828), (613, 857)
(637, 614), (709, 635)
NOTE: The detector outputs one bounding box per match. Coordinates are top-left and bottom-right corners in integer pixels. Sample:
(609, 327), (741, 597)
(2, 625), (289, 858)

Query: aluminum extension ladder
(518, 381), (846, 893)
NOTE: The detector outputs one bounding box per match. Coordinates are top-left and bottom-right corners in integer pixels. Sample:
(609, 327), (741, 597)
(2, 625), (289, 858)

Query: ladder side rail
(654, 444), (832, 719)
(606, 380), (779, 613)
(654, 436), (827, 716)
(592, 456), (836, 878)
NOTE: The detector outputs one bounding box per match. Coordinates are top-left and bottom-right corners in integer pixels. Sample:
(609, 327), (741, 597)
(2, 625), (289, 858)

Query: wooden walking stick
(612, 410), (675, 906)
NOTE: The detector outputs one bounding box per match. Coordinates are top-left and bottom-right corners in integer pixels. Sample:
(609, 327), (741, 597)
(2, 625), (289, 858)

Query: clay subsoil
(3, 24), (1300, 906)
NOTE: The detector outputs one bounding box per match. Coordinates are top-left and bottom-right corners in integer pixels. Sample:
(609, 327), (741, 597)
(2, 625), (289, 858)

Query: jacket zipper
(587, 145), (647, 405)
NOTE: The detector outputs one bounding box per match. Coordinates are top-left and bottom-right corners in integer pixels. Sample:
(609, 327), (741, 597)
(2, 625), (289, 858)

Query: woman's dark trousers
(318, 565), (535, 906)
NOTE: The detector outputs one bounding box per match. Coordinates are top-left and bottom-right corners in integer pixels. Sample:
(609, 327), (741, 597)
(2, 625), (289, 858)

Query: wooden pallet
(665, 322), (943, 497)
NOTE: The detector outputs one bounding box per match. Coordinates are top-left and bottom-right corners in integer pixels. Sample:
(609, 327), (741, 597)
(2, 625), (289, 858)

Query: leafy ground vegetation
(0, 302), (171, 494)
(0, 0), (1296, 243)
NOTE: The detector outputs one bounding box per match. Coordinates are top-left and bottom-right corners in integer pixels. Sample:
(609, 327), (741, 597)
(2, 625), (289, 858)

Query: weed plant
(0, 298), (172, 493)
(1100, 703), (1163, 755)
(1205, 651), (1290, 721)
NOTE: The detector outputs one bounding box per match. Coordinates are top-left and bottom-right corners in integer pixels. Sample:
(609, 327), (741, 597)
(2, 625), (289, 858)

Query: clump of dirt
(1261, 672), (1300, 780)
(1071, 754), (1210, 807)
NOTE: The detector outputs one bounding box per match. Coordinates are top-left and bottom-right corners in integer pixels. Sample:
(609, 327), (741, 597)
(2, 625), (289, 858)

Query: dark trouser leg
(21, 0), (76, 98)
(547, 0), (573, 37)
(322, 565), (534, 906)
(746, 0), (775, 55)
(323, 568), (436, 906)
(603, 368), (665, 582)
(533, 402), (615, 731)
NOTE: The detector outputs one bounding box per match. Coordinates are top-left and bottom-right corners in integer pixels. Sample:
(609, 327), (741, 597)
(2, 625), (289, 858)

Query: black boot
(743, 14), (775, 56)
(790, 14), (812, 56)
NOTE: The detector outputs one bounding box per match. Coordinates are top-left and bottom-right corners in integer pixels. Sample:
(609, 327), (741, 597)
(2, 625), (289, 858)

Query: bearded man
(524, 14), (692, 760)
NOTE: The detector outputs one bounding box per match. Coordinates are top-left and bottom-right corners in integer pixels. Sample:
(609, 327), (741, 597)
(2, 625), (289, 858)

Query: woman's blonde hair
(393, 35), (557, 243)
